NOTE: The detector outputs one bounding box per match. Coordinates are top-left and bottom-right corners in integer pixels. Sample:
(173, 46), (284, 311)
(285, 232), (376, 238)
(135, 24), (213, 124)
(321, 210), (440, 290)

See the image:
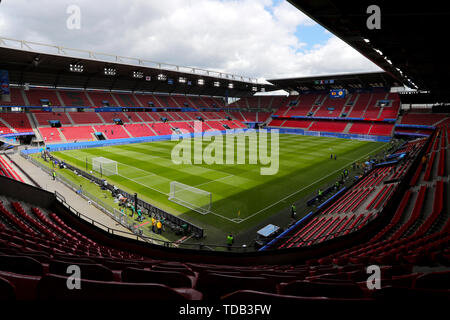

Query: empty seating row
(93, 125), (130, 139)
(123, 124), (156, 137)
(401, 113), (449, 126)
(0, 113), (32, 133)
(309, 121), (347, 133)
(39, 127), (62, 143)
(59, 126), (95, 141)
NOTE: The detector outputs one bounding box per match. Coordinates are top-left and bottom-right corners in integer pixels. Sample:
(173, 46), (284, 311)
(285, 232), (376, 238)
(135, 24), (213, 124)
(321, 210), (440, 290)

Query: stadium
(0, 0), (449, 309)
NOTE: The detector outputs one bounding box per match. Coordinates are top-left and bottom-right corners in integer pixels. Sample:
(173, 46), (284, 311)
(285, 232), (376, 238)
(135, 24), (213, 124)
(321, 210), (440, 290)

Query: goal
(169, 181), (212, 215)
(92, 157), (118, 176)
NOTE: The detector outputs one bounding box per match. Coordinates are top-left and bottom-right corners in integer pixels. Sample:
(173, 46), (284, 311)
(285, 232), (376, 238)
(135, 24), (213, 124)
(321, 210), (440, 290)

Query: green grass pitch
(51, 133), (386, 239)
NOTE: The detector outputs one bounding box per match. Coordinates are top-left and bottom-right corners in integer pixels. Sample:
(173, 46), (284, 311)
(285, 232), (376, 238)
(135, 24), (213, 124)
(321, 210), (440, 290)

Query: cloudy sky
(0, 0), (381, 81)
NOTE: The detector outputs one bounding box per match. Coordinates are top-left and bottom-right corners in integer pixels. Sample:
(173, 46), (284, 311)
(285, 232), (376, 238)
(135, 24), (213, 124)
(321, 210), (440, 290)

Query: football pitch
(51, 134), (387, 235)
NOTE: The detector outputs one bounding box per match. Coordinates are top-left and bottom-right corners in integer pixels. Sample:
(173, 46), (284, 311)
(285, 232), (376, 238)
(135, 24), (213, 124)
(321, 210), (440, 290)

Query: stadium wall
(271, 115), (398, 122)
(22, 128), (284, 154)
(266, 127), (392, 142)
(21, 130), (233, 154)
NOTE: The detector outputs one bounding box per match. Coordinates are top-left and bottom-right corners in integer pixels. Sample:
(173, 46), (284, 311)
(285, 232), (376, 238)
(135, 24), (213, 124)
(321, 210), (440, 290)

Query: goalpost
(169, 181), (212, 215)
(92, 157), (118, 176)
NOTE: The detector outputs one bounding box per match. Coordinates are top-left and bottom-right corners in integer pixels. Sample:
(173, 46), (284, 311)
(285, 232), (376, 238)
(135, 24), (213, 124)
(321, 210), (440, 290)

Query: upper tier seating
(134, 94), (163, 108)
(313, 96), (346, 118)
(401, 113), (449, 127)
(34, 112), (71, 126)
(99, 112), (130, 124)
(25, 89), (61, 107)
(348, 93), (372, 118)
(171, 95), (196, 109)
(58, 90), (91, 107)
(241, 112), (257, 122)
(87, 92), (118, 107)
(123, 112), (144, 122)
(113, 93), (141, 107)
(229, 112), (245, 122)
(0, 113), (32, 132)
(137, 112), (156, 122)
(187, 97), (204, 108)
(201, 97), (224, 108)
(68, 112), (103, 124)
(257, 112), (272, 123)
(0, 123), (13, 135)
(0, 88), (26, 106)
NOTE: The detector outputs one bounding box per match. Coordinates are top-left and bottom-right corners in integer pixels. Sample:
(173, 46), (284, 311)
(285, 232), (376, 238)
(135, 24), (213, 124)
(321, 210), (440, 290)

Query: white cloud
(0, 0), (381, 82)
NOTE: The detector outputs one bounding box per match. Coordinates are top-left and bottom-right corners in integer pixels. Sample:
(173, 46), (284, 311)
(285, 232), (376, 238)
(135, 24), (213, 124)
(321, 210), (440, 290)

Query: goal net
(169, 181), (212, 215)
(92, 157), (118, 176)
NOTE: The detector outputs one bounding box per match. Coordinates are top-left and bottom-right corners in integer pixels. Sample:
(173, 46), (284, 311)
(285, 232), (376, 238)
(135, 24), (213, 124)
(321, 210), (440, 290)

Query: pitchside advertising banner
(0, 69), (10, 96)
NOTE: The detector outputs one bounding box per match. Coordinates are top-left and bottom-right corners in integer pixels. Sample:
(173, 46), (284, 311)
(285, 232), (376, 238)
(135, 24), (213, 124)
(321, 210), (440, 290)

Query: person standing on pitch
(227, 234), (234, 250)
(157, 220), (162, 234)
(151, 216), (156, 233)
(291, 204), (297, 219)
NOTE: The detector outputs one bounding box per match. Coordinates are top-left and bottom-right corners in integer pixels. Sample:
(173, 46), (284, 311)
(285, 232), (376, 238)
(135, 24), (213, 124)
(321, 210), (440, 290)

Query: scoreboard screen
(330, 89), (346, 99)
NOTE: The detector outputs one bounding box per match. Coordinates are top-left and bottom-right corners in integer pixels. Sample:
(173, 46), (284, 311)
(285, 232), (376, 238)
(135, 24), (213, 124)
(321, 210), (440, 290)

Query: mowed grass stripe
(54, 134), (386, 232)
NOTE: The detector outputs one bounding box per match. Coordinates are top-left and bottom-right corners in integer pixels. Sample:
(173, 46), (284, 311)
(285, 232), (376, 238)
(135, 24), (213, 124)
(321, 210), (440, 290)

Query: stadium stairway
(342, 122), (353, 134)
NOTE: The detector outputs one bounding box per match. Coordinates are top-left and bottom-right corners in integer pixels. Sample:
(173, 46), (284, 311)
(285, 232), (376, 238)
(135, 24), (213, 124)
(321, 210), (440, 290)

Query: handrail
(0, 36), (259, 84)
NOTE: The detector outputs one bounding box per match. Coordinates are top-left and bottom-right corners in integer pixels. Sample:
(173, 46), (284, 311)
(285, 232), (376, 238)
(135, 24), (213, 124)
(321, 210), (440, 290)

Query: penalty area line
(240, 143), (387, 223)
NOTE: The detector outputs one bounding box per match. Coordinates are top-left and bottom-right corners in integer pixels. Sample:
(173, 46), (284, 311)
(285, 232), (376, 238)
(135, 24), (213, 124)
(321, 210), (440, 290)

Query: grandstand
(0, 0), (449, 306)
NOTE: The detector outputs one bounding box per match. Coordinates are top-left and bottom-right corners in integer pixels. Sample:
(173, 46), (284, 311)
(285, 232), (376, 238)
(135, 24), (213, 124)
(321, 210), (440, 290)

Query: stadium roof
(0, 37), (275, 97)
(268, 71), (401, 93)
(285, 0), (450, 101)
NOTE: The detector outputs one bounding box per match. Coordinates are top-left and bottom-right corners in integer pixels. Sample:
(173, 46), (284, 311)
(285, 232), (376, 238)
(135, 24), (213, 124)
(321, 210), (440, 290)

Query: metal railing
(0, 37), (259, 84)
